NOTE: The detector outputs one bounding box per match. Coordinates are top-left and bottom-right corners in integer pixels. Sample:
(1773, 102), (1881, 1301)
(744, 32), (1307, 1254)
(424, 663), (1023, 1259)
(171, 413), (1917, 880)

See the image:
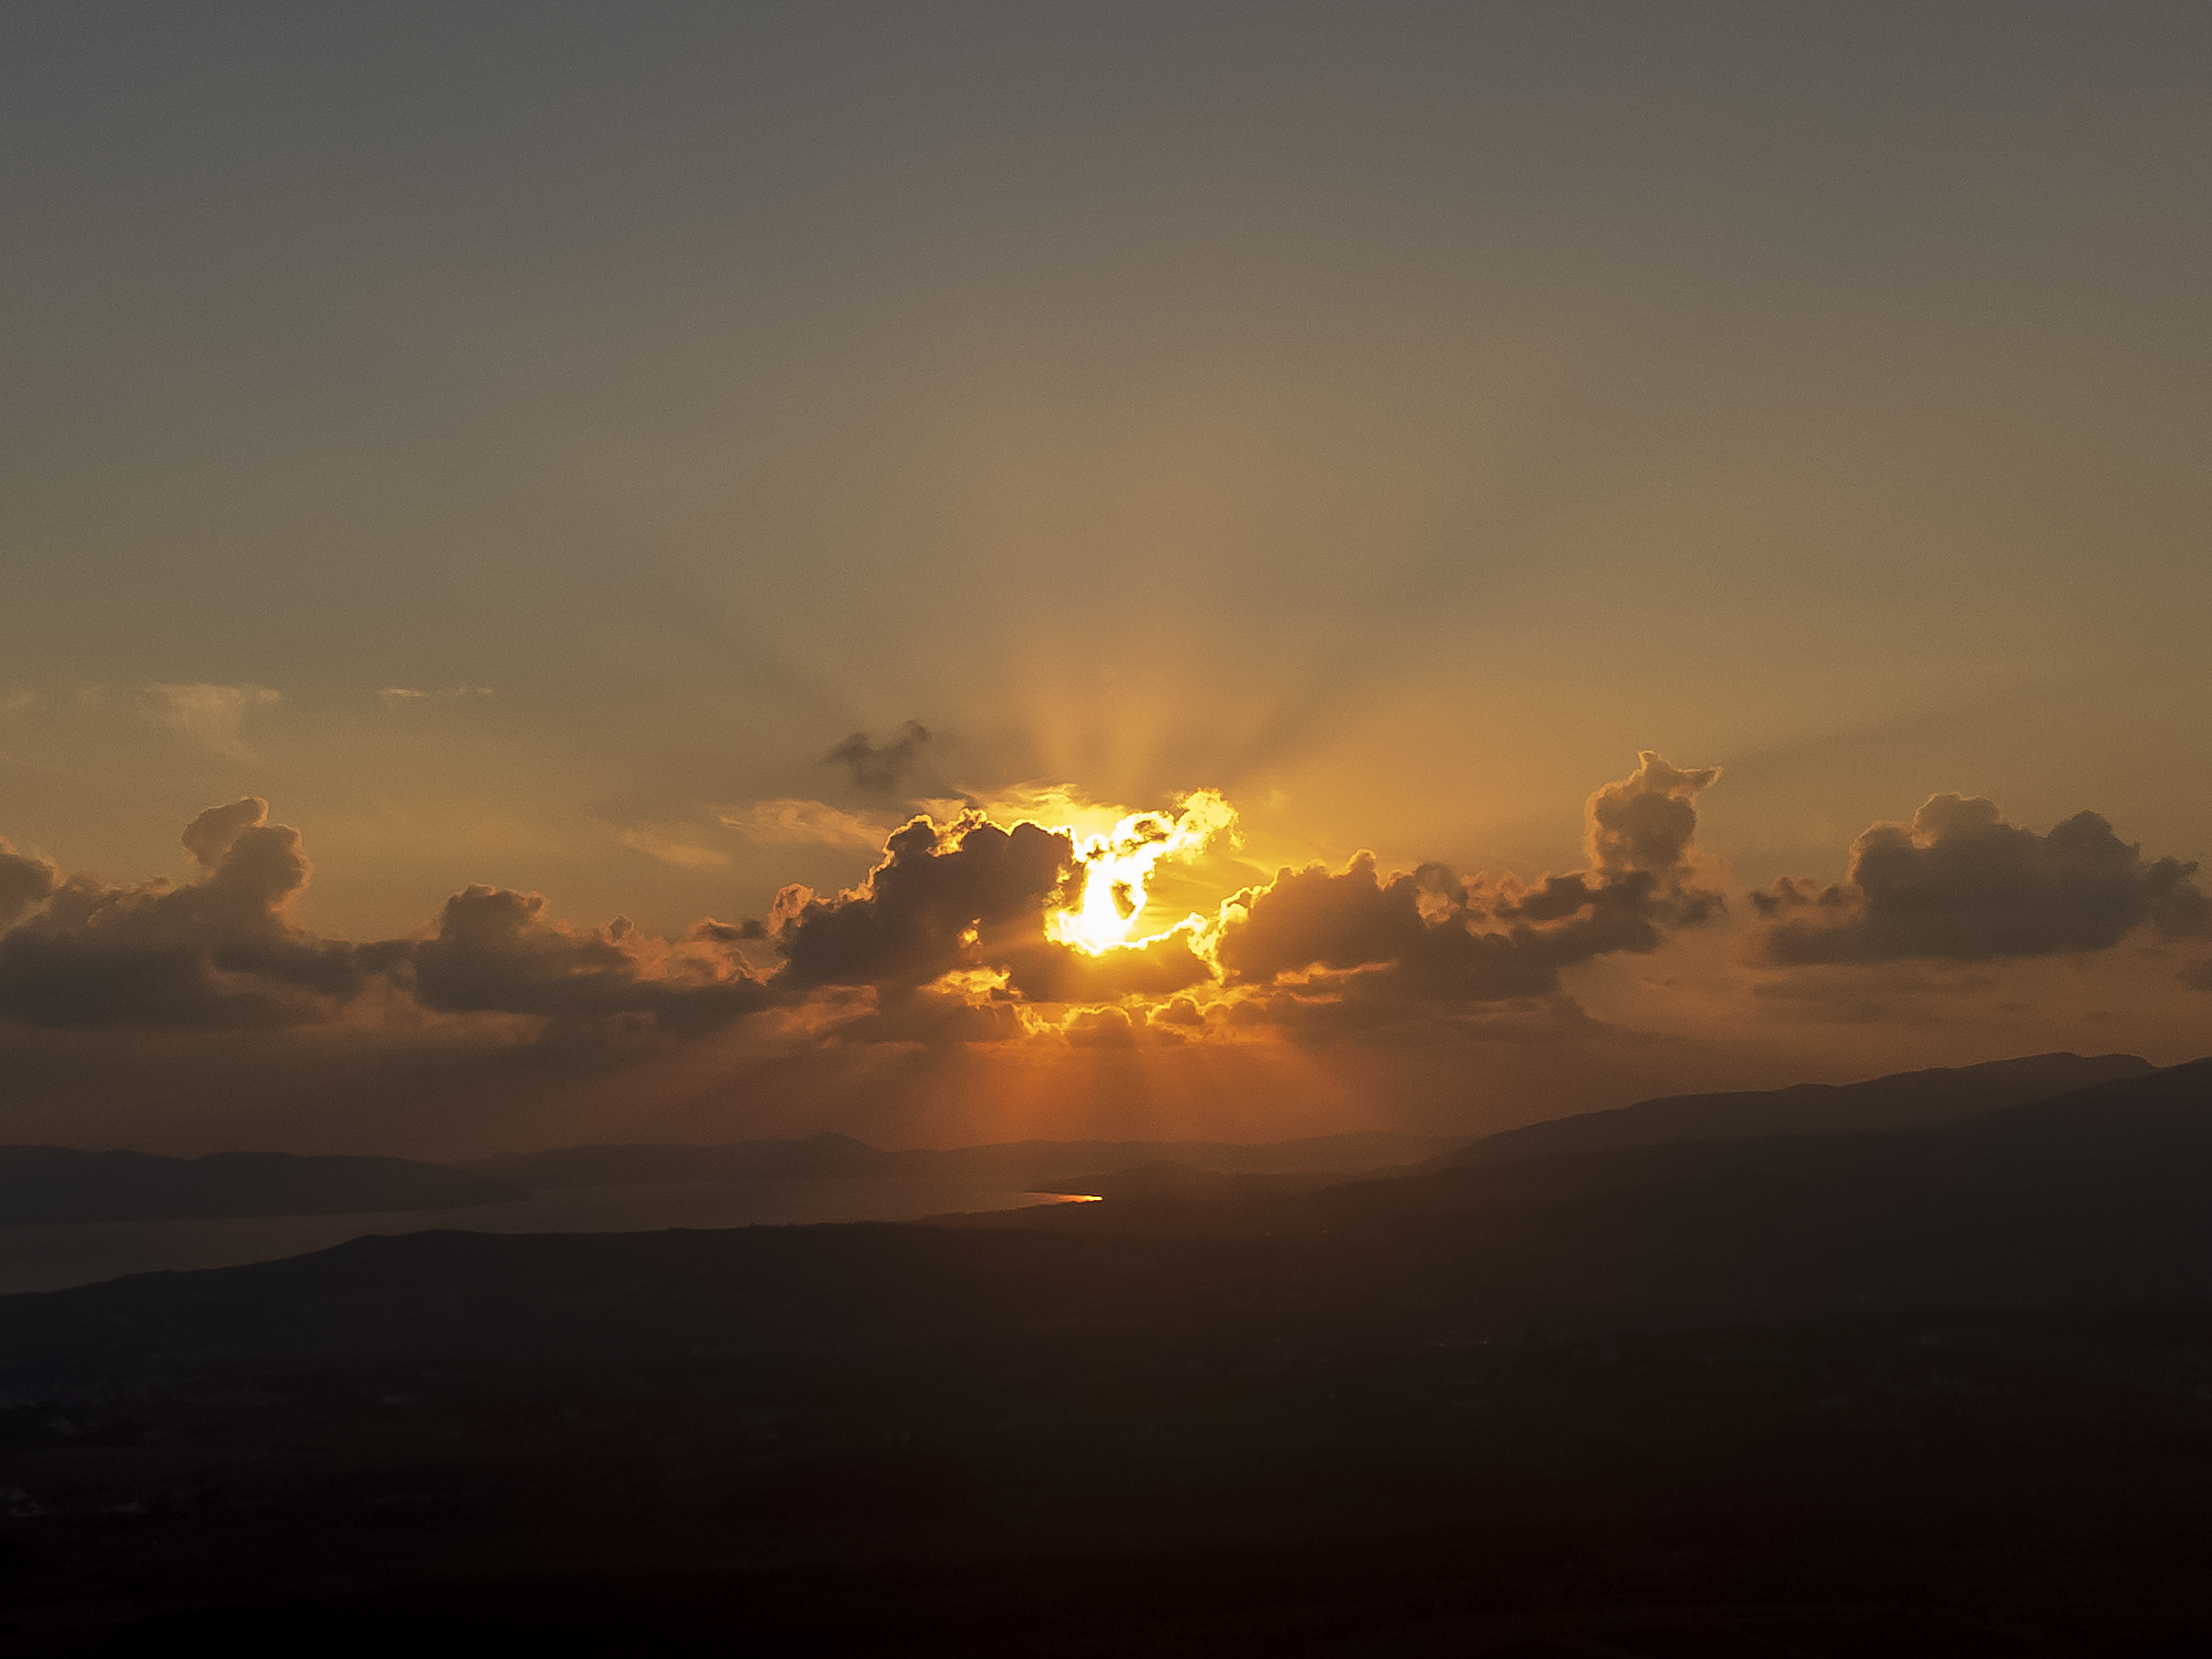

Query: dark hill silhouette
(6, 1060), (2212, 1651)
(1029, 1161), (1322, 1202)
(0, 1147), (524, 1229)
(460, 1130), (1455, 1191)
(1450, 1050), (2151, 1167)
(460, 1133), (894, 1187)
(969, 1057), (2212, 1333)
(3, 1059), (2204, 1370)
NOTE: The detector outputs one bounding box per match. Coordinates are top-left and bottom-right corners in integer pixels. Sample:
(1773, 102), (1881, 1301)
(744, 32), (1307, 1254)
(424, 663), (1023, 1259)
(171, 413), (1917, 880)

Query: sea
(0, 1179), (1082, 1297)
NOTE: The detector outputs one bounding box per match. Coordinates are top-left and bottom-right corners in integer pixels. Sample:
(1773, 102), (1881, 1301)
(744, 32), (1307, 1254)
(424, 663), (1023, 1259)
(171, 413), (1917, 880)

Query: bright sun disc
(1045, 791), (1234, 954)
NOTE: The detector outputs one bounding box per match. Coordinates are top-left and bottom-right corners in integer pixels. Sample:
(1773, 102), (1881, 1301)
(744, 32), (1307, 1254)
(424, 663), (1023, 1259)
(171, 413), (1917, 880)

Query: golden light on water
(1043, 790), (1236, 955)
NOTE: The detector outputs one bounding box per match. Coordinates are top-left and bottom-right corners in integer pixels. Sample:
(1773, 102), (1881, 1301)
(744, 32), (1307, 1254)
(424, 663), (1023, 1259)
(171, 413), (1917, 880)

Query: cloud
(0, 799), (401, 1029)
(819, 986), (1025, 1047)
(717, 799), (892, 852)
(1155, 995), (1207, 1028)
(762, 796), (1231, 1009)
(771, 814), (1078, 993)
(0, 801), (770, 1038)
(826, 720), (932, 794)
(2, 691), (34, 717)
(1584, 750), (1726, 918)
(617, 825), (730, 870)
(1751, 794), (2212, 964)
(408, 888), (769, 1036)
(1000, 924), (1215, 1004)
(138, 683), (282, 759)
(378, 685), (494, 707)
(1209, 753), (1725, 1031)
(0, 840), (61, 930)
(1063, 1006), (1140, 1048)
(690, 917), (767, 943)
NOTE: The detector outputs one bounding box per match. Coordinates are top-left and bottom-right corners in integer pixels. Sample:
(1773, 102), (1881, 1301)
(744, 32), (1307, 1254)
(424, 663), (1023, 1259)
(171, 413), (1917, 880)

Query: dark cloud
(0, 800), (401, 1029)
(0, 801), (771, 1038)
(0, 839), (60, 929)
(826, 720), (933, 794)
(688, 917), (768, 943)
(768, 808), (1219, 1008)
(1227, 982), (1604, 1047)
(1586, 751), (1723, 895)
(1000, 926), (1214, 1004)
(823, 987), (1024, 1047)
(771, 814), (1077, 992)
(1063, 1006), (1140, 1048)
(1212, 753), (1724, 1028)
(408, 886), (769, 1036)
(1752, 794), (2212, 964)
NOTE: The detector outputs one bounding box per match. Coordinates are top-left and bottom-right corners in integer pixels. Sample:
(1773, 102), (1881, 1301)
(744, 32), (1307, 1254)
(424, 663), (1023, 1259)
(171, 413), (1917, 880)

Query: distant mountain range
(4, 1048), (2209, 1652)
(456, 1129), (1460, 1191)
(7, 1054), (2211, 1368)
(983, 1056), (2212, 1333)
(992, 1051), (2158, 1204)
(0, 1148), (524, 1230)
(0, 1052), (2173, 1233)
(1447, 1051), (2153, 1166)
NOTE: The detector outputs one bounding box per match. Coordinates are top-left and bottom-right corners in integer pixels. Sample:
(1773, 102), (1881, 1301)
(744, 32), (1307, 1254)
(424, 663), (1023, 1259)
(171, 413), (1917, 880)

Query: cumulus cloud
(1751, 794), (2212, 964)
(0, 800), (401, 1028)
(826, 720), (932, 794)
(1209, 753), (1724, 1032)
(820, 986), (1025, 1047)
(0, 801), (772, 1038)
(1000, 925), (1215, 1004)
(138, 683), (282, 759)
(761, 796), (1230, 1011)
(408, 887), (769, 1035)
(0, 840), (61, 930)
(771, 814), (1077, 992)
(1063, 1006), (1141, 1048)
(1584, 750), (1726, 920)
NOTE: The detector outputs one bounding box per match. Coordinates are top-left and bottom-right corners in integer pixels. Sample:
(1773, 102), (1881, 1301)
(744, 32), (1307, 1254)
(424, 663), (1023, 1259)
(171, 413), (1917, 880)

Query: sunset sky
(3, 3), (2208, 1156)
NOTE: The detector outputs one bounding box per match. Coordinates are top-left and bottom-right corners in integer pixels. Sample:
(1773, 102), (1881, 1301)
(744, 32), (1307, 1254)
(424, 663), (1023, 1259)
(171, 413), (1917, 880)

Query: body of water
(0, 1180), (1074, 1297)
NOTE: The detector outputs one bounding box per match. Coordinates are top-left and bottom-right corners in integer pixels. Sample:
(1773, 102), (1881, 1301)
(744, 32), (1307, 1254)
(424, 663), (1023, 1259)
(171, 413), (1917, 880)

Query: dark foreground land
(4, 1060), (2212, 1655)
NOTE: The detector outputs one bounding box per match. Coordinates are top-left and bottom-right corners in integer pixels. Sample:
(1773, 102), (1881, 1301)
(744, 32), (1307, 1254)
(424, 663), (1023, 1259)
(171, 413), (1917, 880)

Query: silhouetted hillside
(460, 1130), (1456, 1191)
(460, 1133), (894, 1187)
(0, 1147), (525, 1229)
(974, 1057), (2212, 1332)
(7, 1061), (2212, 1651)
(1029, 1161), (1321, 1202)
(1452, 1050), (2151, 1166)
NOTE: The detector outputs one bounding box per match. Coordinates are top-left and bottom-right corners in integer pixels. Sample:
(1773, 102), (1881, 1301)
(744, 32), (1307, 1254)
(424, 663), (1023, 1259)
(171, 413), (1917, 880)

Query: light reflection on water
(0, 1180), (1077, 1297)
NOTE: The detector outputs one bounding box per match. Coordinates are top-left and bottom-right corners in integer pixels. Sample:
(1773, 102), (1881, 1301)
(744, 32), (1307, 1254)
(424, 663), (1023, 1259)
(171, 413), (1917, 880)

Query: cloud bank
(4, 759), (2204, 1101)
(1212, 752), (1725, 1039)
(0, 800), (766, 1036)
(1752, 794), (2212, 966)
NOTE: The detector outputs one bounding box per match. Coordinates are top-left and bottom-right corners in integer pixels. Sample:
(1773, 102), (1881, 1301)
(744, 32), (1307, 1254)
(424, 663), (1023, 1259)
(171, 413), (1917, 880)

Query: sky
(2, 2), (2209, 1157)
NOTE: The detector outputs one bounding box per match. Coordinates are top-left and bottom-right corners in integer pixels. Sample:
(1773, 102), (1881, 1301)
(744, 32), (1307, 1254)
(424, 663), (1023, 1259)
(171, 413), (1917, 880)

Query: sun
(1045, 791), (1234, 955)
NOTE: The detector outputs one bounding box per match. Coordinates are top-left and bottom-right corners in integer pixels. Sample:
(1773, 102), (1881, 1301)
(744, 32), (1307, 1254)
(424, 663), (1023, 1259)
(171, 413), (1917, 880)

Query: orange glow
(1044, 790), (1235, 954)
